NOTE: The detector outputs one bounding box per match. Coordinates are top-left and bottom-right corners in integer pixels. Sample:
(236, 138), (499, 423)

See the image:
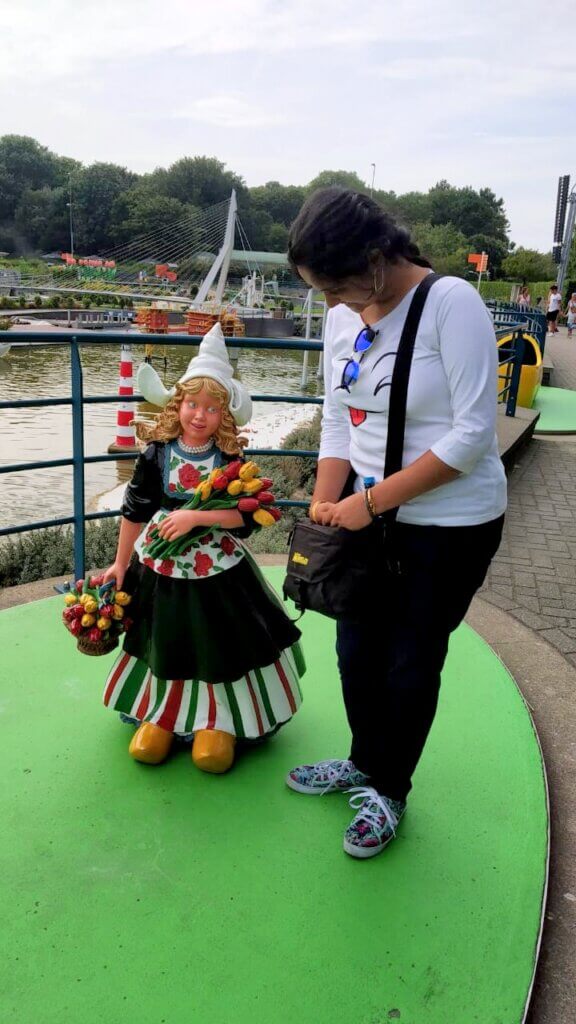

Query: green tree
(394, 191), (431, 226)
(307, 169), (368, 193)
(501, 247), (557, 282)
(73, 163), (137, 252)
(467, 234), (510, 278)
(249, 182), (306, 227)
(14, 187), (69, 252)
(150, 156), (246, 208)
(0, 135), (59, 219)
(429, 180), (509, 242)
(110, 188), (197, 254)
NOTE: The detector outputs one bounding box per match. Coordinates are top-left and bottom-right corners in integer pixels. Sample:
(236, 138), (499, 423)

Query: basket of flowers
(62, 573), (133, 656)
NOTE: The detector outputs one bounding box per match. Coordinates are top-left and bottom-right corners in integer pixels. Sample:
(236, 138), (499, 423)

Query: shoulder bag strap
(382, 272), (441, 525)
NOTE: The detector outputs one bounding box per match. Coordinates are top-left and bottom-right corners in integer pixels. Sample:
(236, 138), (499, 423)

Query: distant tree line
(0, 134), (559, 283)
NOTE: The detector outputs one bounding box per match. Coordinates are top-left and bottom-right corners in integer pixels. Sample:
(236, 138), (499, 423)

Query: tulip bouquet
(146, 459), (282, 561)
(62, 573), (133, 656)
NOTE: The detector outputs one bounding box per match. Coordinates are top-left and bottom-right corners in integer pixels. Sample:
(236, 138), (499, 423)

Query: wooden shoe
(192, 729), (236, 773)
(129, 722), (173, 764)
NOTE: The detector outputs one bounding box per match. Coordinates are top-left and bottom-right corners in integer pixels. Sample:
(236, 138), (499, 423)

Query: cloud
(174, 94), (283, 129)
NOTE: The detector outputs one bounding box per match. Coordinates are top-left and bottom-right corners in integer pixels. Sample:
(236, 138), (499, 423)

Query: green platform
(533, 385), (576, 433)
(0, 569), (548, 1024)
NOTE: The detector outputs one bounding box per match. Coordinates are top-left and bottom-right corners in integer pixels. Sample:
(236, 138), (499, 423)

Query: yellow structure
(498, 333), (543, 409)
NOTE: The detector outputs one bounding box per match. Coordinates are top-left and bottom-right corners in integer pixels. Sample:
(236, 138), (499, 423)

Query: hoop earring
(372, 267), (385, 294)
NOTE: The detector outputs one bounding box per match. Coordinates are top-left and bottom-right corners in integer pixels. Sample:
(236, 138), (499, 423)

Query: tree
(307, 169), (368, 194)
(72, 163), (137, 252)
(151, 156), (246, 208)
(14, 187), (70, 252)
(501, 248), (557, 282)
(466, 234), (510, 278)
(394, 191), (431, 227)
(110, 188), (197, 255)
(428, 181), (509, 242)
(249, 182), (306, 227)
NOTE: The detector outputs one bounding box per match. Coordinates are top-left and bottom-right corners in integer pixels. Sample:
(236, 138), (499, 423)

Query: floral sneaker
(286, 758), (369, 795)
(343, 786), (406, 859)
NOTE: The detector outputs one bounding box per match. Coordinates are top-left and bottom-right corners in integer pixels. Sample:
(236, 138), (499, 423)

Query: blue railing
(495, 326), (524, 414)
(0, 325), (526, 580)
(0, 332), (322, 579)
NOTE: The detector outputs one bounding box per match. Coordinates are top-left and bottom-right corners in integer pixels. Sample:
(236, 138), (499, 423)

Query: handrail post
(506, 329), (524, 417)
(70, 338), (86, 579)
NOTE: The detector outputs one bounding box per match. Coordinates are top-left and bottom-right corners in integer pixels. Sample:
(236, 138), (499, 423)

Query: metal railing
(0, 332), (322, 579)
(495, 326), (525, 414)
(0, 324), (526, 580)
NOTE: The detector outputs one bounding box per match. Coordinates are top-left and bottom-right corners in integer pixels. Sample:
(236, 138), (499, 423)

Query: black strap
(382, 272), (441, 525)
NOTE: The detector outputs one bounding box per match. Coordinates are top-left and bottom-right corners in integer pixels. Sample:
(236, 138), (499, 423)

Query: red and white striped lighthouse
(107, 344), (137, 453)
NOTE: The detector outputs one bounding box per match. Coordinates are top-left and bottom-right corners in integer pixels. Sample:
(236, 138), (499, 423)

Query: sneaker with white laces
(343, 786), (406, 859)
(286, 758), (369, 795)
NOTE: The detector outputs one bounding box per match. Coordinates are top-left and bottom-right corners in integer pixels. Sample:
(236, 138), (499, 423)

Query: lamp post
(66, 176), (75, 258)
(370, 163), (376, 197)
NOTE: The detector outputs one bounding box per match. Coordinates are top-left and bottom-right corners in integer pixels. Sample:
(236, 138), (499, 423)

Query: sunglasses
(339, 326), (379, 390)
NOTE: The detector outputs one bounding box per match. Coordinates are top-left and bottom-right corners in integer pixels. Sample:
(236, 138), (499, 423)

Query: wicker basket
(76, 632), (119, 657)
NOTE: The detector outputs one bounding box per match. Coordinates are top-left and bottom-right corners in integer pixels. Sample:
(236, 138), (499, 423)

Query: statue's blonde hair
(135, 377), (247, 455)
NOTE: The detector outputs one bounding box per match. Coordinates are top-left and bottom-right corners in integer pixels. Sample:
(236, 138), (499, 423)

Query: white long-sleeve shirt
(319, 275), (507, 526)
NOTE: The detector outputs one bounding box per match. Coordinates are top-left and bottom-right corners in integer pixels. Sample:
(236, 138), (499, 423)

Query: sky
(1, 0), (575, 252)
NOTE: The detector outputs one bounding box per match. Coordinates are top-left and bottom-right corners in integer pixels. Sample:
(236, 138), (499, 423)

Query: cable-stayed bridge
(5, 192), (288, 307)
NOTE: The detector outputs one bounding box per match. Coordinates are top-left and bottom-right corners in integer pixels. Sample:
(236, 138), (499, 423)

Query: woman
(518, 285), (531, 309)
(285, 188), (506, 859)
(546, 285), (562, 333)
(566, 292), (576, 338)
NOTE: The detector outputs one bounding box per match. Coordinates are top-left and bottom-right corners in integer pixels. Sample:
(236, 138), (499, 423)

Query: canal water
(0, 339), (321, 531)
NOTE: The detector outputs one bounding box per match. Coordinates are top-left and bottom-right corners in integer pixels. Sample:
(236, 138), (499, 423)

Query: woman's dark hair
(287, 186), (431, 280)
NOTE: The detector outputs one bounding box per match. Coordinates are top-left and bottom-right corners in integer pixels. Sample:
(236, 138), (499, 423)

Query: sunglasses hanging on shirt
(338, 326), (379, 391)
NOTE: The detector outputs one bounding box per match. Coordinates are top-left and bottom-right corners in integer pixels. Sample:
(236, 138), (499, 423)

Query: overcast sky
(1, 0), (574, 252)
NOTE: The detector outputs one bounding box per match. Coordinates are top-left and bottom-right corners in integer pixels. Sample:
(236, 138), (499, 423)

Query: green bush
(0, 518), (120, 588)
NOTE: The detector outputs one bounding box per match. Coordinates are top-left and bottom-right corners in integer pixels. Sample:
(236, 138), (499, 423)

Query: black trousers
(335, 515), (504, 802)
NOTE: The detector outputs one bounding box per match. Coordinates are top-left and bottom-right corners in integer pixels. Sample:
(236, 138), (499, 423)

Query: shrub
(33, 295), (43, 308)
(0, 518), (120, 588)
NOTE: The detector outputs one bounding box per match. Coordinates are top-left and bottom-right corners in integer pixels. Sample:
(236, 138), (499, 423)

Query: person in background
(546, 285), (563, 333)
(566, 292), (576, 338)
(518, 285), (531, 309)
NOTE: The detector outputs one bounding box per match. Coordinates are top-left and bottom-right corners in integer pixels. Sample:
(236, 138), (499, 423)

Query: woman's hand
(103, 561), (129, 589)
(310, 500), (337, 525)
(157, 510), (199, 541)
(324, 492), (372, 531)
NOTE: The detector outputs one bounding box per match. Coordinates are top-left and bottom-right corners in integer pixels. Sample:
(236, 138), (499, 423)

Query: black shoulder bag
(283, 273), (440, 619)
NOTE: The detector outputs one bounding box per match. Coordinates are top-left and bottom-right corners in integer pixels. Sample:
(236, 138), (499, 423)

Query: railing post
(506, 329), (524, 417)
(301, 289), (313, 388)
(70, 337), (86, 579)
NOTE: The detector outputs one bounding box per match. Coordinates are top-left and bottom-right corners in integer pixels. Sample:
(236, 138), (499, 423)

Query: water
(0, 338), (321, 531)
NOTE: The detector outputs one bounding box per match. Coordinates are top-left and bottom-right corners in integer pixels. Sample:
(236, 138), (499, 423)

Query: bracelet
(310, 501), (322, 522)
(364, 488), (377, 519)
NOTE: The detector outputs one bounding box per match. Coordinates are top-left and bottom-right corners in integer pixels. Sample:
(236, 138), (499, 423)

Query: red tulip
(223, 460), (243, 480)
(73, 604), (85, 619)
(258, 491), (274, 505)
(268, 506), (282, 521)
(75, 579), (85, 593)
(212, 475), (229, 490)
(237, 497), (260, 512)
(259, 478), (273, 489)
(100, 604), (115, 618)
(70, 618), (83, 635)
(63, 608), (76, 622)
(88, 627), (102, 642)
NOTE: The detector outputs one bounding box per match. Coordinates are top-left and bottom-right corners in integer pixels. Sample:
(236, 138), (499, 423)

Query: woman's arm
(326, 451), (459, 529)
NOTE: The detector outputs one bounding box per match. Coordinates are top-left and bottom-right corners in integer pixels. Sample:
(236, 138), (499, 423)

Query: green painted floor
(533, 385), (576, 433)
(0, 569), (548, 1024)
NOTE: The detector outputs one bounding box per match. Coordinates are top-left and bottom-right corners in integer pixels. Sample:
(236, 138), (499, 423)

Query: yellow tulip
(114, 591), (131, 607)
(83, 598), (98, 614)
(239, 461), (260, 481)
(227, 479), (243, 496)
(64, 593), (77, 607)
(243, 478), (264, 494)
(199, 480), (212, 501)
(112, 604), (124, 620)
(81, 613), (96, 627)
(79, 593), (91, 607)
(253, 508), (275, 528)
(97, 616), (112, 631)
